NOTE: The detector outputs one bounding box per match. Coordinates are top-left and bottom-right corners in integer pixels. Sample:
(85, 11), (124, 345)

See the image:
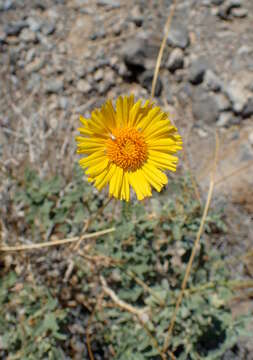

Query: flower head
(76, 95), (182, 201)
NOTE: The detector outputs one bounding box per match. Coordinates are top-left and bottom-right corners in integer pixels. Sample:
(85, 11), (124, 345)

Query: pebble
(0, 29), (6, 43)
(204, 69), (223, 92)
(77, 79), (92, 93)
(26, 73), (41, 92)
(215, 93), (231, 111)
(45, 79), (64, 94)
(218, 0), (241, 19)
(25, 57), (44, 73)
(192, 92), (219, 124)
(59, 97), (69, 110)
(138, 69), (162, 97)
(167, 23), (190, 49)
(188, 58), (208, 85)
(42, 22), (56, 36)
(97, 0), (121, 8)
(27, 17), (43, 32)
(231, 7), (248, 18)
(242, 98), (253, 118)
(130, 5), (144, 27)
(216, 111), (235, 127)
(94, 68), (104, 82)
(4, 21), (27, 36)
(0, 0), (14, 11)
(19, 28), (37, 43)
(225, 80), (248, 113)
(167, 48), (184, 72)
(121, 38), (147, 72)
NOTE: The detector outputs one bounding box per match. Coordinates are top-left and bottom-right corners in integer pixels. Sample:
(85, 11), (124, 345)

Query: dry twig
(151, 0), (178, 98)
(163, 132), (220, 355)
(0, 228), (115, 252)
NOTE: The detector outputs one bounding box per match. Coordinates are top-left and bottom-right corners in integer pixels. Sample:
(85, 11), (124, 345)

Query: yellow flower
(76, 95), (182, 201)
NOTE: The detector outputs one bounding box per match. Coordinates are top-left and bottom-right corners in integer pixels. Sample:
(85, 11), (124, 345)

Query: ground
(0, 0), (253, 359)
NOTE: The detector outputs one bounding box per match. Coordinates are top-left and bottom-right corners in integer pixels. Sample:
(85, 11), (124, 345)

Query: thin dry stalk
(100, 276), (168, 360)
(151, 0), (177, 98)
(162, 132), (220, 355)
(0, 228), (115, 252)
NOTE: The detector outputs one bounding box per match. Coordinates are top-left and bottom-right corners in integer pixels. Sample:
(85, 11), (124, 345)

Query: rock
(77, 79), (92, 93)
(45, 79), (64, 94)
(215, 93), (231, 111)
(59, 97), (69, 110)
(26, 73), (41, 92)
(216, 111), (237, 127)
(0, 0), (14, 11)
(27, 17), (43, 32)
(231, 7), (248, 18)
(97, 0), (121, 9)
(204, 69), (223, 91)
(121, 38), (147, 72)
(94, 68), (104, 81)
(192, 92), (219, 124)
(167, 23), (190, 49)
(19, 28), (37, 43)
(242, 98), (253, 118)
(25, 57), (44, 73)
(225, 79), (248, 113)
(218, 0), (241, 19)
(138, 69), (162, 97)
(212, 0), (224, 4)
(167, 48), (184, 72)
(4, 21), (27, 36)
(188, 58), (208, 85)
(130, 5), (143, 27)
(42, 22), (56, 36)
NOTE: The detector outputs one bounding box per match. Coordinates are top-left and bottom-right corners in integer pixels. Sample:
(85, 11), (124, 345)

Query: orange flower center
(107, 127), (148, 171)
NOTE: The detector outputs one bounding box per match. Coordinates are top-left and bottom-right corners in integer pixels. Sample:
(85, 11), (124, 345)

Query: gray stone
(4, 21), (27, 36)
(188, 58), (208, 85)
(97, 0), (120, 9)
(26, 73), (41, 92)
(42, 22), (56, 36)
(0, 0), (14, 11)
(45, 79), (64, 94)
(225, 80), (248, 113)
(19, 28), (37, 43)
(212, 0), (224, 4)
(167, 23), (190, 49)
(218, 0), (241, 19)
(77, 79), (92, 93)
(216, 112), (235, 127)
(130, 5), (143, 27)
(231, 7), (248, 18)
(121, 38), (147, 71)
(138, 69), (162, 97)
(215, 93), (231, 111)
(25, 57), (44, 73)
(59, 97), (69, 110)
(249, 132), (253, 146)
(27, 17), (43, 32)
(94, 68), (104, 81)
(242, 98), (253, 118)
(192, 92), (219, 124)
(204, 69), (223, 91)
(167, 48), (184, 72)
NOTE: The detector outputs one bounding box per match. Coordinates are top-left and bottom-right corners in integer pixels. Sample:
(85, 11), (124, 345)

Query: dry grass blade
(151, 0), (177, 98)
(0, 228), (115, 252)
(162, 132), (220, 355)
